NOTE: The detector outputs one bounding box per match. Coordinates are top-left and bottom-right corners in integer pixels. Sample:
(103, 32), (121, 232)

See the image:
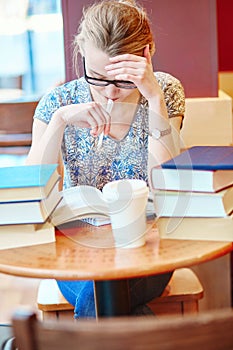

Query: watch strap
(149, 125), (172, 139)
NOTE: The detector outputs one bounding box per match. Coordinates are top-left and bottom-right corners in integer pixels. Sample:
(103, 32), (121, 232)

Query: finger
(106, 58), (146, 71)
(97, 102), (112, 134)
(91, 108), (106, 136)
(107, 66), (145, 78)
(89, 103), (111, 136)
(107, 65), (147, 85)
(86, 113), (99, 136)
(108, 53), (143, 63)
(85, 104), (103, 136)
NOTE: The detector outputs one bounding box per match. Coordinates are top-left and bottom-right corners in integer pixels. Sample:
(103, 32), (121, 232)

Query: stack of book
(151, 146), (233, 241)
(0, 164), (62, 249)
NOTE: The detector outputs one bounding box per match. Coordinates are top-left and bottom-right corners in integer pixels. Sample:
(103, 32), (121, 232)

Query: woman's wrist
(148, 94), (168, 118)
(52, 107), (69, 128)
(148, 96), (170, 133)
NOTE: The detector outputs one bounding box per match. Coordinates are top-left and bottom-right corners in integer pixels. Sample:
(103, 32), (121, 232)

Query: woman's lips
(106, 97), (118, 102)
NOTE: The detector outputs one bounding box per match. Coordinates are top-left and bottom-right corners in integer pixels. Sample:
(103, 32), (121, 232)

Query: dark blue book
(151, 146), (233, 192)
(161, 146), (233, 170)
(0, 164), (60, 202)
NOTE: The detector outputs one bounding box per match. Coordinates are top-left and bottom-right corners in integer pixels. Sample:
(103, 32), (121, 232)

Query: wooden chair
(37, 268), (204, 321)
(147, 268), (204, 315)
(0, 99), (38, 155)
(12, 307), (233, 350)
(37, 279), (75, 321)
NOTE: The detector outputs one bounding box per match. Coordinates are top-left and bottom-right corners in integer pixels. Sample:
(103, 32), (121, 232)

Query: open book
(50, 185), (110, 227)
(51, 182), (153, 227)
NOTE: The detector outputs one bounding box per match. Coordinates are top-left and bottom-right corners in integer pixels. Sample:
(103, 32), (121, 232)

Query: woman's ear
(143, 44), (151, 63)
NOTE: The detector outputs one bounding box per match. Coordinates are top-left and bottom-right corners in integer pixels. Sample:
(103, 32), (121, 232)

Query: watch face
(152, 129), (161, 139)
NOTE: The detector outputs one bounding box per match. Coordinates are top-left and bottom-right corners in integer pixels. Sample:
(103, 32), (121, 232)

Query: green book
(0, 164), (60, 202)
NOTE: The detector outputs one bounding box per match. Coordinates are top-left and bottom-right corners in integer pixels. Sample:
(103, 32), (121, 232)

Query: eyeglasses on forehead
(83, 57), (136, 89)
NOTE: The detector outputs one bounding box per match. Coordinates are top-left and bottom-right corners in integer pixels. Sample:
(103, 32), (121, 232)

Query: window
(0, 0), (65, 100)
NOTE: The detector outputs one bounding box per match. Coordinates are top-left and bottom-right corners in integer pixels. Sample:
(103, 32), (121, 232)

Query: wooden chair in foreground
(0, 100), (38, 155)
(12, 307), (233, 350)
(37, 268), (204, 321)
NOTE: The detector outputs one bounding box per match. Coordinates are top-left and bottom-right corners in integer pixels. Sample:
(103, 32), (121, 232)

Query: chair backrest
(0, 100), (38, 154)
(0, 100), (38, 135)
(12, 307), (233, 350)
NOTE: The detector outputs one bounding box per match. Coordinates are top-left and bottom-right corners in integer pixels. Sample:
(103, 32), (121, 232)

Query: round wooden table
(0, 219), (232, 317)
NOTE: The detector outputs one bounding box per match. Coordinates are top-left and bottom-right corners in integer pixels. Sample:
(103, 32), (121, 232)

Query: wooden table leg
(94, 279), (130, 317)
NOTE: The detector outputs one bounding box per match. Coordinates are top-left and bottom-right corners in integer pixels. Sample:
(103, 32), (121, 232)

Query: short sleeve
(33, 86), (64, 124)
(154, 71), (185, 118)
(33, 79), (91, 124)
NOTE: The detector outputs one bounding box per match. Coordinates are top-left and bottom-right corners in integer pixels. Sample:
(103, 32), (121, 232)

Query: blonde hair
(73, 0), (155, 76)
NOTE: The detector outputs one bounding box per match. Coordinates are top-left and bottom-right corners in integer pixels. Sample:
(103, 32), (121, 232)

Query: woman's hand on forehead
(105, 48), (163, 101)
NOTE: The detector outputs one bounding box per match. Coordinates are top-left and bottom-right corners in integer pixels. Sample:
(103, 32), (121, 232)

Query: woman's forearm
(26, 110), (66, 165)
(147, 95), (177, 189)
(148, 96), (176, 157)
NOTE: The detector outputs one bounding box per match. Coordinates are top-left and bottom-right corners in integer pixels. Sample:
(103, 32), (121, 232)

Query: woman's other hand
(55, 102), (111, 137)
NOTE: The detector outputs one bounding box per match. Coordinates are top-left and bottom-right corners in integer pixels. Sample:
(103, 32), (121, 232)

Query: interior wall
(61, 0), (84, 80)
(61, 0), (218, 98)
(216, 0), (233, 100)
(217, 0), (233, 72)
(143, 0), (218, 98)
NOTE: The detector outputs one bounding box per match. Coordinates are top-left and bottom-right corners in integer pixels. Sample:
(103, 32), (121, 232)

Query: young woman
(26, 0), (185, 317)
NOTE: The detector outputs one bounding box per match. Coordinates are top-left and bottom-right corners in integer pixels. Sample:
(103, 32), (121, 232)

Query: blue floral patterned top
(34, 74), (185, 190)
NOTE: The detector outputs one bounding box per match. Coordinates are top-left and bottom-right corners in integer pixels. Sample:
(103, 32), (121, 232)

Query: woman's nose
(104, 84), (120, 99)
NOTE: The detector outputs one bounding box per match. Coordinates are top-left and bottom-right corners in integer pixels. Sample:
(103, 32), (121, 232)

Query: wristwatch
(149, 126), (172, 140)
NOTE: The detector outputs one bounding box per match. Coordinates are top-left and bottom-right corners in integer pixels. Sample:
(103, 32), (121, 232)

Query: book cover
(0, 164), (60, 202)
(161, 146), (233, 170)
(153, 185), (233, 217)
(157, 214), (233, 241)
(0, 222), (55, 250)
(0, 181), (62, 225)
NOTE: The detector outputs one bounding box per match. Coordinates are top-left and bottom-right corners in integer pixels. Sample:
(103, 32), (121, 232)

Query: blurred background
(0, 0), (65, 100)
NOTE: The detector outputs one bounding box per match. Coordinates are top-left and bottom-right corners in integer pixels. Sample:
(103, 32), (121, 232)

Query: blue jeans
(57, 272), (173, 318)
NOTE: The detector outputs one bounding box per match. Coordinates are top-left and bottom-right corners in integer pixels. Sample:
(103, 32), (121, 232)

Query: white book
(157, 214), (233, 241)
(0, 222), (55, 250)
(153, 185), (233, 217)
(0, 182), (62, 225)
(151, 167), (233, 193)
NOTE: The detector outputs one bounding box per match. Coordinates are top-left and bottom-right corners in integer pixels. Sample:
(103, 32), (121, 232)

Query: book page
(51, 185), (109, 226)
